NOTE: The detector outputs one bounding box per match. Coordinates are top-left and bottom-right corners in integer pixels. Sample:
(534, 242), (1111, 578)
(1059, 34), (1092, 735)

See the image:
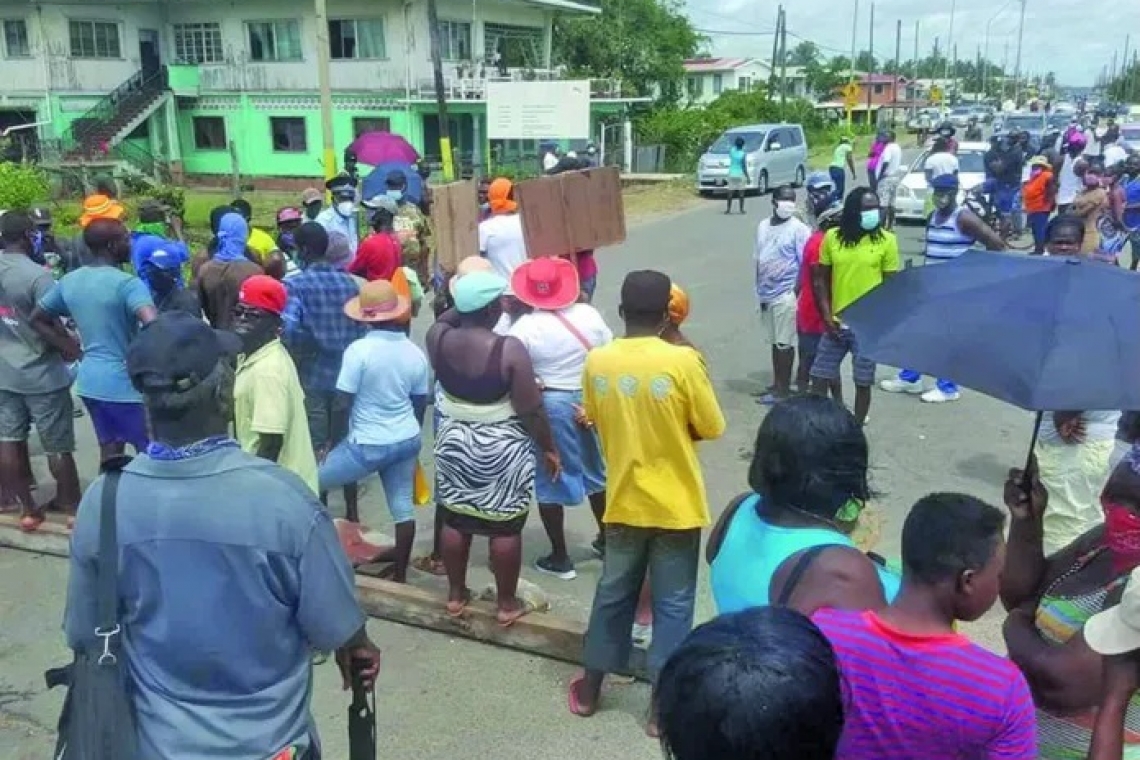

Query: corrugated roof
(683, 57), (765, 73)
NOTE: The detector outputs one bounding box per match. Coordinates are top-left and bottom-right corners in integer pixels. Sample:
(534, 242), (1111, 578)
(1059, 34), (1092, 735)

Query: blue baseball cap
(930, 173), (960, 191)
(453, 270), (508, 313)
(146, 248), (182, 270)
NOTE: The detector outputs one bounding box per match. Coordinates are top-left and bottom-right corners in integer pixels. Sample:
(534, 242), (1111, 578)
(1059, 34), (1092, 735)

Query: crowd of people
(3, 118), (1140, 759)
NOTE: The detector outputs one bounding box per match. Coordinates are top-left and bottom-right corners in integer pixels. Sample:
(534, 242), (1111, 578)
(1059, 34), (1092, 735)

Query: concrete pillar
(471, 112), (482, 172)
(622, 116), (632, 173)
(163, 96), (181, 163)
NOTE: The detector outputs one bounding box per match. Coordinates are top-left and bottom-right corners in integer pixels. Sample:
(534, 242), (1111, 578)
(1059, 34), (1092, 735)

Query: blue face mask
(860, 209), (881, 231)
(31, 229), (44, 255)
(387, 190), (404, 202)
(279, 231), (296, 250)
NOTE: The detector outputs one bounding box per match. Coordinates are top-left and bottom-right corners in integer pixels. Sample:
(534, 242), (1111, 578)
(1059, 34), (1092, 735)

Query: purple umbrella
(349, 131), (420, 166)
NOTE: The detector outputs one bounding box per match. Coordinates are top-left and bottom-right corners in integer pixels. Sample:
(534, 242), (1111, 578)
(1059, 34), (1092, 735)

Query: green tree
(804, 56), (848, 99)
(786, 41), (819, 67)
(552, 0), (705, 104)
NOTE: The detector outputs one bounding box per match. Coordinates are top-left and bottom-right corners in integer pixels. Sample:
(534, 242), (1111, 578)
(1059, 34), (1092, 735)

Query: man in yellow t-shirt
(571, 270), (725, 729)
(231, 198), (279, 265)
(232, 275), (319, 494)
(809, 188), (900, 425)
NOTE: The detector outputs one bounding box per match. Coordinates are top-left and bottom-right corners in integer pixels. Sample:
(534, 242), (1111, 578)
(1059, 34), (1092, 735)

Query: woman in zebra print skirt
(426, 269), (560, 626)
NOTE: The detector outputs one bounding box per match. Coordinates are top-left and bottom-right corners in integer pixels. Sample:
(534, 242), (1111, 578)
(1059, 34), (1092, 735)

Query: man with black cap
(315, 172), (360, 254)
(28, 206), (77, 276)
(62, 311), (379, 760)
(570, 269), (725, 732)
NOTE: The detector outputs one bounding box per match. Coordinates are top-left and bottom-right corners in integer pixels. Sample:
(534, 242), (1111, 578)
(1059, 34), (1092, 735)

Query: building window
(873, 84), (884, 95)
(712, 74), (723, 94)
(69, 20), (121, 59)
(687, 76), (702, 97)
(3, 20), (29, 58)
(483, 23), (543, 68)
(352, 117), (391, 137)
(329, 19), (385, 60)
(173, 23), (223, 64)
(193, 116), (227, 150)
(739, 76), (751, 92)
(247, 20), (303, 62)
(270, 116), (307, 152)
(438, 20), (471, 61)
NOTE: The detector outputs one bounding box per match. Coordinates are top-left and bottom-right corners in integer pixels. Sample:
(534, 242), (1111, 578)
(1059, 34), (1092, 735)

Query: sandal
(445, 588), (472, 618)
(567, 673), (597, 717)
(412, 555), (447, 576)
(19, 511), (44, 533)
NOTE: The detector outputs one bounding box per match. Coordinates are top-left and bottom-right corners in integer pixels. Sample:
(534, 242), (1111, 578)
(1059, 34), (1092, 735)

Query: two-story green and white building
(0, 0), (637, 184)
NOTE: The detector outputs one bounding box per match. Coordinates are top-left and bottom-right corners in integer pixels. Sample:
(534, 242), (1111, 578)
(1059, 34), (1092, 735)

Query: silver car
(696, 123), (809, 195)
(1122, 123), (1140, 152)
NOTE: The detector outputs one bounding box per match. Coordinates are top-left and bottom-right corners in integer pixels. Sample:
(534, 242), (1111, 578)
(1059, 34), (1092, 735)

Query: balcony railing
(413, 66), (623, 100)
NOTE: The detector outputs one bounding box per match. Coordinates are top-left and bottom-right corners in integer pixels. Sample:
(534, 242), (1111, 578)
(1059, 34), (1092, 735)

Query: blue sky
(685, 0), (1135, 87)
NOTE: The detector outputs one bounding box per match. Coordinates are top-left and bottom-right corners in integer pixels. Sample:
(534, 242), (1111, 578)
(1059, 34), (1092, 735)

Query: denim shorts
(318, 434), (422, 523)
(81, 397), (148, 450)
(0, 387), (75, 453)
(809, 327), (876, 387)
(535, 389), (605, 506)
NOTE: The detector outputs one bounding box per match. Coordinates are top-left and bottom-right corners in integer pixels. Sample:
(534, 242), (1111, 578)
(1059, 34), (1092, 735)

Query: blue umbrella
(841, 251), (1140, 412)
(361, 163), (423, 206)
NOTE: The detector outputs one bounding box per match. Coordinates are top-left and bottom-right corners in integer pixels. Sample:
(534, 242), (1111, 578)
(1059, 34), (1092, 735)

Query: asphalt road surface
(0, 157), (1031, 759)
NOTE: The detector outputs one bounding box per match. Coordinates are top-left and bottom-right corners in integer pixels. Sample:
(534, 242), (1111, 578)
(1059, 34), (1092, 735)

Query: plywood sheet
(516, 175), (573, 258)
(430, 181), (479, 274)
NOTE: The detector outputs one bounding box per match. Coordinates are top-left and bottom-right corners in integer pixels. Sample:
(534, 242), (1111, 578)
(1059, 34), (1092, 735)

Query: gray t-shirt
(0, 251), (70, 394)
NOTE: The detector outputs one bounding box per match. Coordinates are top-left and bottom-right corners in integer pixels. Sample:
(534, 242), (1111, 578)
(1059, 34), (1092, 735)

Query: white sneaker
(879, 377), (924, 394)
(921, 387), (961, 403)
(631, 623), (653, 646)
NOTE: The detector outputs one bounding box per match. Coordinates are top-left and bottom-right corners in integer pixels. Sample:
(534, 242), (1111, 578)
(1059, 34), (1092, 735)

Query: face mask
(480, 202), (491, 214)
(1031, 166), (1044, 177)
(1105, 499), (1140, 574)
(304, 203), (321, 219)
(148, 269), (178, 296)
(387, 190), (404, 202)
(774, 200), (796, 220)
(1084, 175), (1102, 189)
(860, 209), (881, 231)
(278, 231), (296, 250)
(933, 192), (955, 210)
(235, 315), (279, 354)
(336, 201), (356, 217)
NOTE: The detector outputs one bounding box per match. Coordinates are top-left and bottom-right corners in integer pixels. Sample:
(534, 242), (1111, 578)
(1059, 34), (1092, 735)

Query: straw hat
(344, 279), (410, 323)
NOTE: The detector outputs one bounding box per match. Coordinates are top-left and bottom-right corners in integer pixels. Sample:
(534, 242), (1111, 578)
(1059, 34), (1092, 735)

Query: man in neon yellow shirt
(569, 269), (725, 734)
(231, 198), (279, 265)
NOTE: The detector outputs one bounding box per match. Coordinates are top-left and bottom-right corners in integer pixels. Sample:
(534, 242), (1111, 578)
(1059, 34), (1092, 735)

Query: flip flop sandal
(412, 555), (447, 576)
(445, 588), (472, 618)
(567, 674), (596, 718)
(19, 512), (45, 533)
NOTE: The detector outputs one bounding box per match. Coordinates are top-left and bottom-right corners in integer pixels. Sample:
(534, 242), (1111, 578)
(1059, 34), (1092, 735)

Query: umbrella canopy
(349, 131), (420, 166)
(841, 251), (1140, 411)
(361, 163), (423, 205)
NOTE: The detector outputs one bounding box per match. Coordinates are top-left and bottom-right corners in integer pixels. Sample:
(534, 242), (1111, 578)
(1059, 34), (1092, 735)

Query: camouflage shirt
(392, 202), (433, 290)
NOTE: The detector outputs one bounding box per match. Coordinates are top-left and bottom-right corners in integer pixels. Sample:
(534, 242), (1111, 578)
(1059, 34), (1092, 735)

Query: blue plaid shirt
(281, 263), (365, 392)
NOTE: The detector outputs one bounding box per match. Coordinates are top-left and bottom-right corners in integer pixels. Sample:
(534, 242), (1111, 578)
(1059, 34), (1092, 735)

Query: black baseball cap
(29, 206), (52, 226)
(127, 312), (242, 394)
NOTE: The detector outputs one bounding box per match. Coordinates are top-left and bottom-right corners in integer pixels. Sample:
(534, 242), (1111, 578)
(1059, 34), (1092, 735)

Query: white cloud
(684, 0), (1136, 87)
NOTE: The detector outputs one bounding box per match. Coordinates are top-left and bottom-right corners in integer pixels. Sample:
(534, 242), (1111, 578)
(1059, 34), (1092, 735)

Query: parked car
(997, 112), (1049, 154)
(893, 141), (989, 222)
(907, 108), (943, 134)
(948, 106), (974, 128)
(1122, 123), (1140, 152)
(696, 123), (809, 195)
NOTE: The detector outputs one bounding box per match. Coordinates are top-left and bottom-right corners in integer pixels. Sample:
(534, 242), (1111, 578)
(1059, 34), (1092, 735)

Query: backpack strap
(95, 455), (131, 652)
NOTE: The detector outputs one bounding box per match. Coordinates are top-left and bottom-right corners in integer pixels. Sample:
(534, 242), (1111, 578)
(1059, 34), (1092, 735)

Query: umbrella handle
(1022, 411), (1044, 491)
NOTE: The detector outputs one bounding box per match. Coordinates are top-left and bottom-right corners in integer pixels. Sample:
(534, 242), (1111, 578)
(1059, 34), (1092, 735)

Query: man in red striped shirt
(813, 492), (1036, 760)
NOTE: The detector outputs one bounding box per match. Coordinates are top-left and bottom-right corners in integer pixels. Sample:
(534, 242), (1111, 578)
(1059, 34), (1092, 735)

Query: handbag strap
(551, 311), (593, 352)
(95, 458), (128, 660)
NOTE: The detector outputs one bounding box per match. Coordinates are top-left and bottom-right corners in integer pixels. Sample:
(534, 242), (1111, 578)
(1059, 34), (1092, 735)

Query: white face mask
(774, 200), (796, 220)
(336, 201), (356, 217)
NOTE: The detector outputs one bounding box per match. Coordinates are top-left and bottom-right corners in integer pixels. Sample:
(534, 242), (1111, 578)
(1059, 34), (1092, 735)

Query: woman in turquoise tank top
(708, 396), (901, 614)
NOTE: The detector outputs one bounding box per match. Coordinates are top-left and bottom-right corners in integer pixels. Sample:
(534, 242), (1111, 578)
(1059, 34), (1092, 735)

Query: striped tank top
(1034, 547), (1140, 759)
(924, 206), (975, 261)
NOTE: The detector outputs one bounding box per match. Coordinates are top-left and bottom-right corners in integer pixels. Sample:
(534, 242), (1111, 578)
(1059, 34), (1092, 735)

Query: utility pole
(426, 0), (454, 180)
(314, 0), (336, 182)
(847, 0), (858, 129)
(893, 19), (902, 105)
(912, 20), (919, 117)
(944, 0), (956, 85)
(779, 7), (789, 106)
(1012, 0), (1027, 107)
(865, 2), (875, 117)
(768, 5), (782, 96)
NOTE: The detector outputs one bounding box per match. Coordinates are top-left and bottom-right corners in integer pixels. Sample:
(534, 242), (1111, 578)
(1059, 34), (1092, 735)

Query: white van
(696, 123), (809, 195)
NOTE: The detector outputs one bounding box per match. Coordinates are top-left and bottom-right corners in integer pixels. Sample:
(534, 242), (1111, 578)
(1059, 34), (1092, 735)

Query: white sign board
(486, 80), (591, 140)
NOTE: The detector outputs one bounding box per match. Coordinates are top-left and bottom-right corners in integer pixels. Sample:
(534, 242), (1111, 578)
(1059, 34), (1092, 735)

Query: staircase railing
(113, 138), (171, 184)
(62, 66), (169, 152)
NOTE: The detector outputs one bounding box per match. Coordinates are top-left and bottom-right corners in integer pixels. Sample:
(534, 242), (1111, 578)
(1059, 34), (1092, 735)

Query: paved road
(0, 160), (1031, 759)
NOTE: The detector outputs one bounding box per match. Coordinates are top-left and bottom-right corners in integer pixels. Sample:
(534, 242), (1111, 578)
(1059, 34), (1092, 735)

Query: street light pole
(944, 0), (956, 85)
(983, 4), (1009, 99)
(1012, 0), (1027, 106)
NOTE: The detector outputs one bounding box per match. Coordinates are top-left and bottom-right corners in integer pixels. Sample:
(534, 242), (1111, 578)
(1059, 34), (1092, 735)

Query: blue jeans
(898, 369), (957, 395)
(1028, 211), (1050, 254)
(582, 525), (700, 681)
(829, 166), (846, 203)
(318, 435), (421, 523)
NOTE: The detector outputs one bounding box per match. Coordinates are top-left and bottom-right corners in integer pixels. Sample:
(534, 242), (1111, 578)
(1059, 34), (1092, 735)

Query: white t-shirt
(1104, 143), (1128, 169)
(1037, 411), (1121, 445)
(542, 152), (559, 172)
(753, 217), (810, 303)
(478, 213), (528, 280)
(1057, 154), (1082, 205)
(924, 151), (959, 179)
(508, 304), (613, 390)
(879, 142), (904, 177)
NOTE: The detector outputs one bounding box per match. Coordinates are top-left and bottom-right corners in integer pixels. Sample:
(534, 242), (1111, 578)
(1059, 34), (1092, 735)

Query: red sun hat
(239, 274), (288, 315)
(511, 256), (581, 311)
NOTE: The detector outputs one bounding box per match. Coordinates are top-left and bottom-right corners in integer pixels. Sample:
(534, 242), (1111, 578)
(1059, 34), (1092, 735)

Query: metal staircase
(42, 66), (172, 186)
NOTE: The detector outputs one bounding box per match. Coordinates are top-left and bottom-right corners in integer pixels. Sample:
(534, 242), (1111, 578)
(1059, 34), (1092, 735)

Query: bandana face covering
(1104, 498), (1140, 575)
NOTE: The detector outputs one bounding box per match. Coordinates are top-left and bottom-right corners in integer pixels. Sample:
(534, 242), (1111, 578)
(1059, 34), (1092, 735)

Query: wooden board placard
(430, 180), (479, 274)
(516, 166), (627, 258)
